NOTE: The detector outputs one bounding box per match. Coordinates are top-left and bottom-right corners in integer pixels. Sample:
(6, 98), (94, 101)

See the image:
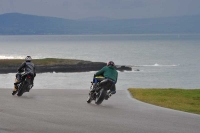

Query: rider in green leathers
(92, 61), (118, 99)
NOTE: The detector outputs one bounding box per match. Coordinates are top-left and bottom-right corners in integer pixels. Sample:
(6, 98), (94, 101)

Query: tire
(95, 89), (106, 105)
(17, 82), (26, 97)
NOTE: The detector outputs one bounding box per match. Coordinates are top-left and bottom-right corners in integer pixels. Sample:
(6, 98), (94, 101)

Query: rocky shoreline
(0, 59), (132, 74)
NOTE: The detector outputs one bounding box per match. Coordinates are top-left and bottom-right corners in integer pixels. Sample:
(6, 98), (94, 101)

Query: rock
(115, 65), (132, 72)
(134, 69), (140, 71)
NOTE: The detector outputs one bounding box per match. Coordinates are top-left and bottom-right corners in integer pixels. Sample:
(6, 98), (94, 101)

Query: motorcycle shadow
(13, 94), (36, 99)
(86, 102), (116, 109)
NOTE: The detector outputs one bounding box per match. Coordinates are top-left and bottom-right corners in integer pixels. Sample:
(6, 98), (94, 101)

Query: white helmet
(25, 56), (32, 61)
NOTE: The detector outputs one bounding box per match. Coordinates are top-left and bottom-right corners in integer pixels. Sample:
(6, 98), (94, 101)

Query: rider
(12, 56), (36, 95)
(92, 61), (118, 99)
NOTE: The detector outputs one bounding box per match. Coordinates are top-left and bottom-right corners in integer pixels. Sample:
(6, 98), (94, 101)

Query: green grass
(0, 58), (90, 67)
(128, 88), (200, 115)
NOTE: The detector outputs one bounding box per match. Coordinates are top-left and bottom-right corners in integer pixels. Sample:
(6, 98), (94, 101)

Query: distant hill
(0, 13), (200, 35)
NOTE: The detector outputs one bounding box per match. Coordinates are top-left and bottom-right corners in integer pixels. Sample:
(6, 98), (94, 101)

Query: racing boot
(12, 90), (17, 95)
(104, 91), (116, 100)
(104, 92), (111, 100)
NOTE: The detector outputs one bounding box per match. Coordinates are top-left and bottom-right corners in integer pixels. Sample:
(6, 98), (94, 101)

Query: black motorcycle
(15, 72), (34, 96)
(87, 76), (114, 105)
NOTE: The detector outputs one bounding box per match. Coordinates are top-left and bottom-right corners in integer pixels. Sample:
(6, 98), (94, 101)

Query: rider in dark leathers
(12, 56), (36, 95)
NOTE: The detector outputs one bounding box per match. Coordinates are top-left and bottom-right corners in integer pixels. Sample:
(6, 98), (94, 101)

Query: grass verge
(128, 88), (200, 115)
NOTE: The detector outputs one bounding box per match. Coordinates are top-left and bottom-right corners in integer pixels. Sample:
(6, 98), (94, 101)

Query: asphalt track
(0, 89), (200, 133)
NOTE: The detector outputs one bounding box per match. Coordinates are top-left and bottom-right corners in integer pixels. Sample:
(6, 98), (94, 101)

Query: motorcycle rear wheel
(95, 89), (106, 105)
(17, 82), (26, 96)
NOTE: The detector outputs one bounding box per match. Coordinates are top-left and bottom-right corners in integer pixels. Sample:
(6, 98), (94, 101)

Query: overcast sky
(0, 0), (200, 19)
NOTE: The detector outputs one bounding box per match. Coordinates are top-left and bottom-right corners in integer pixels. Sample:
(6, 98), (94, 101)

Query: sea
(0, 34), (200, 90)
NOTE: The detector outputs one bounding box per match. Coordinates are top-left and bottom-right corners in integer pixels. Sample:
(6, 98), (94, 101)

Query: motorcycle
(15, 72), (34, 96)
(87, 76), (114, 105)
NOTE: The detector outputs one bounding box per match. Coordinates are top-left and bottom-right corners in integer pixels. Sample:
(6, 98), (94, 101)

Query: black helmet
(107, 61), (115, 66)
(25, 56), (32, 61)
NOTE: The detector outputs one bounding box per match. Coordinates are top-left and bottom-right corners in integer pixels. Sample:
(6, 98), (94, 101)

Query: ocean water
(0, 34), (200, 90)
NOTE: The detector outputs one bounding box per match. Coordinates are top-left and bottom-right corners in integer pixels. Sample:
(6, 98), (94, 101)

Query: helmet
(25, 56), (32, 61)
(107, 61), (115, 66)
